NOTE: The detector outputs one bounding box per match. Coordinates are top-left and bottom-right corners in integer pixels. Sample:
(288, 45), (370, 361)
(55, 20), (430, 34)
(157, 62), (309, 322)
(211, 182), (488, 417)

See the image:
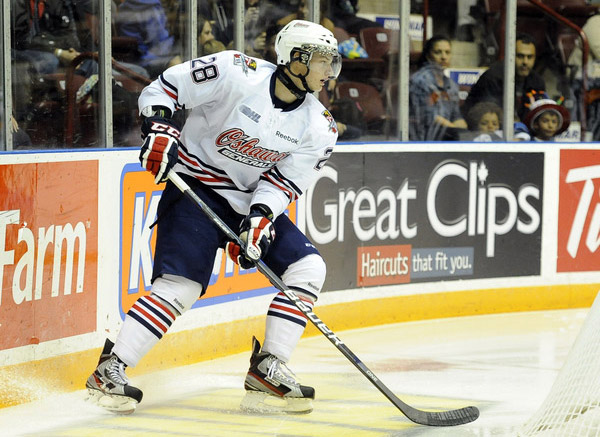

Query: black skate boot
(85, 339), (143, 414)
(241, 336), (314, 414)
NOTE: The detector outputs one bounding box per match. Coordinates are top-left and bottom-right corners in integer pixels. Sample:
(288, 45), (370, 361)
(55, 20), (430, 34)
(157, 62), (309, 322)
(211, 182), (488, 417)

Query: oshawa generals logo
(216, 128), (290, 168)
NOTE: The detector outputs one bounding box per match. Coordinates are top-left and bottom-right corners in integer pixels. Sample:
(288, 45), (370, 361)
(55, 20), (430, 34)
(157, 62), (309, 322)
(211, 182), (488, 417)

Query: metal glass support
(309, 0), (320, 25)
(100, 0), (113, 147)
(397, 0), (410, 141)
(502, 0), (517, 141)
(1, 0), (12, 150)
(187, 0), (198, 60)
(233, 0), (244, 52)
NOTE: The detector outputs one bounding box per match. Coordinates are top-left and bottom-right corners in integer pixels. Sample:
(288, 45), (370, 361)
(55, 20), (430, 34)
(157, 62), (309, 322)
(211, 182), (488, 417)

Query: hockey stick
(167, 171), (479, 426)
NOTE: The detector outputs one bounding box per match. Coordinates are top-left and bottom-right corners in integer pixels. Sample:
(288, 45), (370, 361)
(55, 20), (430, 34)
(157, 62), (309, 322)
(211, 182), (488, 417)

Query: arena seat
(359, 27), (399, 60)
(335, 81), (387, 133)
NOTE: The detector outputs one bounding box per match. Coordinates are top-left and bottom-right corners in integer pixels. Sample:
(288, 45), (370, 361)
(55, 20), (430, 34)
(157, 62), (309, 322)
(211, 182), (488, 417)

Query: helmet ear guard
(290, 48), (311, 65)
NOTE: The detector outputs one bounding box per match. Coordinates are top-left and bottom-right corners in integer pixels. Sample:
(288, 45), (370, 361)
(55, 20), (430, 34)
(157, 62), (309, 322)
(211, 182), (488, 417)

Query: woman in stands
(409, 35), (467, 141)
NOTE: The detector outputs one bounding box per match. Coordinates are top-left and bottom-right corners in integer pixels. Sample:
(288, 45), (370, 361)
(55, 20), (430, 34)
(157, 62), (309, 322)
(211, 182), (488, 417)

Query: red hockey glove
(226, 204), (275, 269)
(140, 116), (181, 184)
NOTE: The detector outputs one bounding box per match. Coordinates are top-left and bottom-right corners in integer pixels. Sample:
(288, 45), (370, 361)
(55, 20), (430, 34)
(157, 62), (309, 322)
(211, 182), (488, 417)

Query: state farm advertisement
(557, 149), (600, 272)
(305, 152), (543, 291)
(0, 162), (98, 350)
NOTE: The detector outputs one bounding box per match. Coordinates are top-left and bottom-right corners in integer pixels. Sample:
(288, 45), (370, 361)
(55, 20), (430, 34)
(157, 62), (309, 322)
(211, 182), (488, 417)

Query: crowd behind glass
(3, 0), (599, 150)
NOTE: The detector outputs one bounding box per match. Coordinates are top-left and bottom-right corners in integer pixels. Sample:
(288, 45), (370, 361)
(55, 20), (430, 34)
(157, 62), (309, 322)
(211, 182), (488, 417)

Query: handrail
(523, 0), (589, 136)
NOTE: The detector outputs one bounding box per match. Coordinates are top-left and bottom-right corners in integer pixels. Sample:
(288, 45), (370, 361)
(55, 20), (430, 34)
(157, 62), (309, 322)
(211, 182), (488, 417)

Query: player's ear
(289, 60), (309, 78)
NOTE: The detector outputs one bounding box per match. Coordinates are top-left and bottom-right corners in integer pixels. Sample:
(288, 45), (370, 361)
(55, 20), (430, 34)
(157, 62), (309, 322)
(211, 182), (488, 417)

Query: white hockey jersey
(138, 50), (338, 218)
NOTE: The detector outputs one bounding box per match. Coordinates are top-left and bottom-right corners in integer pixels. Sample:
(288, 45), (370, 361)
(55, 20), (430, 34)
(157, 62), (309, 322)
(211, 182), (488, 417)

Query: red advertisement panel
(558, 149), (600, 272)
(0, 162), (98, 350)
(357, 245), (411, 286)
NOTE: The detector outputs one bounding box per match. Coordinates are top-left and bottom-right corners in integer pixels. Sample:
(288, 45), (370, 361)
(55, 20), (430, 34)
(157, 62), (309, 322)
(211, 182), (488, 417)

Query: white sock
(112, 295), (176, 367)
(262, 291), (314, 362)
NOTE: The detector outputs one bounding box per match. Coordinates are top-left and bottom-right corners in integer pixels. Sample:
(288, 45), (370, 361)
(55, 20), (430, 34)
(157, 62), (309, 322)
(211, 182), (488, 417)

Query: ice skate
(241, 336), (314, 414)
(85, 339), (143, 414)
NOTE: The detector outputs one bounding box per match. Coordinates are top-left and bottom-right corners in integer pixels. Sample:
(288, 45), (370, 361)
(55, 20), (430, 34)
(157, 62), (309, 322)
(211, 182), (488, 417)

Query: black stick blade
(410, 406), (480, 426)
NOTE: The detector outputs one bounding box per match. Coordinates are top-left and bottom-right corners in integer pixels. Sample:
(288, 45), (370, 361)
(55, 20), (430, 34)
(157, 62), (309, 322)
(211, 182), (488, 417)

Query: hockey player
(86, 20), (341, 414)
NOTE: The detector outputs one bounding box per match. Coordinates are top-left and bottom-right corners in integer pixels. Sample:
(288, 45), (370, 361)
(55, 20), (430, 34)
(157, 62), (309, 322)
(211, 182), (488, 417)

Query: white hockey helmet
(275, 20), (341, 79)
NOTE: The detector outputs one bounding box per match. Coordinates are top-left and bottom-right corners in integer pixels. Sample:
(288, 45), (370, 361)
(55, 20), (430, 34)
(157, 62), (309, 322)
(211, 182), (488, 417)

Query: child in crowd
(462, 101), (531, 141)
(464, 101), (503, 141)
(523, 91), (570, 141)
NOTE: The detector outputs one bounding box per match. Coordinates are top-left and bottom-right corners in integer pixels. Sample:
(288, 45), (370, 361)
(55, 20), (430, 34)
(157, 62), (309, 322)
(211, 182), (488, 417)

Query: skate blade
(240, 391), (313, 414)
(86, 388), (138, 415)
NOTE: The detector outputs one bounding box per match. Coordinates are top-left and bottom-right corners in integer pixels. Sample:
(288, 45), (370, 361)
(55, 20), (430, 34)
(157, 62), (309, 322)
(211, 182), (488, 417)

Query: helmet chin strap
(276, 65), (314, 99)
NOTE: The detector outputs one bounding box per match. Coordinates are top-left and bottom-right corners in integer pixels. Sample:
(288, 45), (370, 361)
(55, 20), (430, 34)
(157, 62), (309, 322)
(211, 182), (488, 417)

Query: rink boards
(0, 142), (599, 408)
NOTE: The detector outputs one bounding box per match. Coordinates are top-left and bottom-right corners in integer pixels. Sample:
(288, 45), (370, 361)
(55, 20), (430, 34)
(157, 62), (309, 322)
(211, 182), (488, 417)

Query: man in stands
(462, 32), (546, 121)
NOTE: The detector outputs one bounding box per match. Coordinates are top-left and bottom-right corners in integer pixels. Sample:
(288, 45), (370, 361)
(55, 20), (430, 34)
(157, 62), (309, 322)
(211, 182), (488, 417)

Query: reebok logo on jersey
(275, 131), (299, 144)
(240, 105), (261, 123)
(216, 128), (290, 168)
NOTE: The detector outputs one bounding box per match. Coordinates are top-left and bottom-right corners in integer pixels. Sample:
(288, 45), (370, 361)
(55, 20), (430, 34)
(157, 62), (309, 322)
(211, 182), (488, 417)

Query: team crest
(233, 54), (257, 75)
(322, 110), (338, 134)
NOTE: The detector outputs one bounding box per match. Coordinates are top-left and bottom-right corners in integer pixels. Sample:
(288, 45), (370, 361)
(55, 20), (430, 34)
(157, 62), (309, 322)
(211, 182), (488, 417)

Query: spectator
(0, 106), (33, 148)
(409, 35), (467, 141)
(161, 0), (185, 45)
(11, 116), (33, 148)
(523, 91), (570, 142)
(566, 14), (600, 140)
(198, 15), (215, 48)
(455, 0), (478, 41)
(462, 100), (531, 141)
(462, 32), (546, 121)
(261, 23), (283, 63)
(463, 101), (503, 141)
(10, 0), (105, 146)
(245, 0), (264, 42)
(11, 0), (86, 74)
(466, 101), (501, 132)
(277, 0), (335, 33)
(567, 14), (600, 87)
(198, 15), (226, 56)
(328, 0), (381, 36)
(241, 0), (269, 58)
(199, 0), (234, 46)
(256, 0), (334, 60)
(115, 0), (182, 78)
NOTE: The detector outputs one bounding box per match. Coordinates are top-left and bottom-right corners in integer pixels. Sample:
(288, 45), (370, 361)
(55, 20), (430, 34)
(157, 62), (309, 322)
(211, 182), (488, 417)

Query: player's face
(478, 112), (500, 132)
(534, 112), (560, 139)
(515, 41), (536, 77)
(427, 40), (451, 68)
(302, 53), (335, 91)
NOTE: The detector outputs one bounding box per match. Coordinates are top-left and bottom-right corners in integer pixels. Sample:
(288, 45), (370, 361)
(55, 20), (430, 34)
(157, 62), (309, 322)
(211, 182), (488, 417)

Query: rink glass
(4, 1), (551, 149)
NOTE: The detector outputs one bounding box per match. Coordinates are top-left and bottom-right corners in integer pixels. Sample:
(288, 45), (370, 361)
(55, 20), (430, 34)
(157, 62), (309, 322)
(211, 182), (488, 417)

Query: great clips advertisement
(305, 152), (544, 291)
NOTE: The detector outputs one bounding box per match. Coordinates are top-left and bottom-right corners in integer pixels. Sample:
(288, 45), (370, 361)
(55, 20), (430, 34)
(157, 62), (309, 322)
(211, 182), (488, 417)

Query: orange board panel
(0, 161), (98, 350)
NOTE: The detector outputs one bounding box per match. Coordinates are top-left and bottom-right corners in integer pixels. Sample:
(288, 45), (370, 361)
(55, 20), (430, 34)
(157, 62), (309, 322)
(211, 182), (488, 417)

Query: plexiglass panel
(6, 0), (598, 149)
(111, 0), (185, 147)
(10, 0), (104, 148)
